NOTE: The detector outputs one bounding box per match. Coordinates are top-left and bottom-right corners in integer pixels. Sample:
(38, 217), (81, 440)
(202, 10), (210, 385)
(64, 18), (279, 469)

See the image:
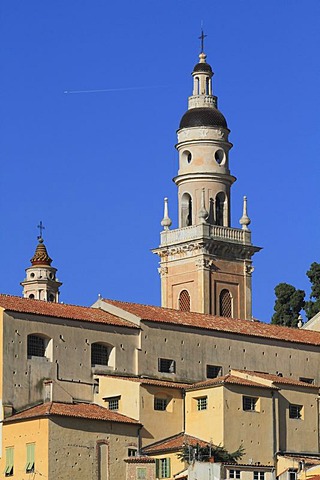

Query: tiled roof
(125, 457), (155, 463)
(4, 402), (140, 424)
(308, 476), (320, 480)
(0, 294), (138, 329)
(103, 299), (320, 346)
(186, 374), (277, 391)
(233, 370), (319, 389)
(99, 374), (189, 389)
(142, 432), (208, 454)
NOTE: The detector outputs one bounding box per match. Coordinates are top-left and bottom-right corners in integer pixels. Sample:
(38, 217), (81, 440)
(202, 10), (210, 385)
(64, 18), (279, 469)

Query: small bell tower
(153, 36), (261, 320)
(21, 223), (62, 302)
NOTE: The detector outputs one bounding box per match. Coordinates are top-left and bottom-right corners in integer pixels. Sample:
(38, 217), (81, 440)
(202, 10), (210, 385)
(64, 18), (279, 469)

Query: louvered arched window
(179, 290), (190, 312)
(219, 289), (232, 317)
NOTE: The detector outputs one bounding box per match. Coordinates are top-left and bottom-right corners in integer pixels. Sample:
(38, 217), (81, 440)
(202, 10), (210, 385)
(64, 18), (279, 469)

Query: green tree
(305, 262), (320, 320)
(271, 283), (305, 327)
(177, 442), (245, 464)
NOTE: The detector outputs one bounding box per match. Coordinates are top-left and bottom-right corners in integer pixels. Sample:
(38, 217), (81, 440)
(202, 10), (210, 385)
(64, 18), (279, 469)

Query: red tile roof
(0, 294), (138, 329)
(103, 299), (320, 346)
(186, 374), (277, 391)
(142, 432), (208, 454)
(99, 374), (189, 389)
(4, 402), (140, 424)
(233, 370), (319, 389)
(125, 457), (155, 463)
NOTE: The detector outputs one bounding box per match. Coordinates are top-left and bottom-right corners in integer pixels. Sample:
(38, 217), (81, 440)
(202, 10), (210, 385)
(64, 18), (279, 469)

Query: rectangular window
(243, 396), (258, 412)
(26, 443), (35, 473)
(289, 471), (297, 480)
(289, 404), (303, 419)
(156, 458), (171, 478)
(128, 448), (137, 457)
(154, 398), (167, 411)
(5, 447), (14, 477)
(158, 358), (176, 373)
(206, 365), (222, 379)
(137, 467), (147, 479)
(104, 396), (120, 411)
(254, 472), (265, 480)
(197, 396), (208, 411)
(229, 469), (241, 479)
(299, 377), (314, 385)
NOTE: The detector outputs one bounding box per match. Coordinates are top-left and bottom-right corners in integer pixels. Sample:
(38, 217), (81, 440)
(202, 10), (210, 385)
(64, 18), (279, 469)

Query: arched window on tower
(215, 192), (226, 226)
(206, 77), (210, 95)
(181, 193), (193, 227)
(195, 77), (200, 95)
(219, 289), (232, 317)
(179, 290), (190, 312)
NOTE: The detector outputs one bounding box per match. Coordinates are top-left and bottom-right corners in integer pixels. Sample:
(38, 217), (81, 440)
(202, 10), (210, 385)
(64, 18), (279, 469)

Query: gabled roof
(233, 370), (319, 389)
(98, 374), (189, 389)
(4, 402), (140, 424)
(142, 432), (208, 454)
(0, 294), (138, 329)
(102, 299), (320, 346)
(186, 374), (277, 391)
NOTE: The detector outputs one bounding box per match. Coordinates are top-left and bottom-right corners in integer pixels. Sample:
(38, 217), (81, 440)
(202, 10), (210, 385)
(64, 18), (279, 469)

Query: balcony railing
(160, 224), (251, 246)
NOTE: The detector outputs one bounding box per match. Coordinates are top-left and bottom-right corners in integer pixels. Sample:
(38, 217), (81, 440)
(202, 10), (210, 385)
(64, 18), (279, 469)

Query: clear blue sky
(1, 1), (320, 322)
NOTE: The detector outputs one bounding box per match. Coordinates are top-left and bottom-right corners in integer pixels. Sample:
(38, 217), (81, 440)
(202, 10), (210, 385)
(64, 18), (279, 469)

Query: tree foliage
(305, 262), (320, 320)
(271, 283), (305, 327)
(177, 442), (245, 464)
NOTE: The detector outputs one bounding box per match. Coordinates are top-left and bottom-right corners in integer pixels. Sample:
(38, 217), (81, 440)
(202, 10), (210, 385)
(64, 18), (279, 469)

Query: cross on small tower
(199, 29), (207, 53)
(37, 221), (45, 240)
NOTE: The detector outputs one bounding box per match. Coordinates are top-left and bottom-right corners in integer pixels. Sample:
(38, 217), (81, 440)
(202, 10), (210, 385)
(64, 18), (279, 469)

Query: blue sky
(1, 1), (320, 322)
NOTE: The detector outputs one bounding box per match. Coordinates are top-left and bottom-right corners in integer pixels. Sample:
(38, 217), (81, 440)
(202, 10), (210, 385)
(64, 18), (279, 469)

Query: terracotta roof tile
(125, 457), (155, 463)
(186, 374), (277, 391)
(99, 374), (189, 389)
(5, 402), (140, 424)
(0, 294), (138, 329)
(233, 370), (319, 389)
(103, 299), (320, 346)
(142, 433), (208, 454)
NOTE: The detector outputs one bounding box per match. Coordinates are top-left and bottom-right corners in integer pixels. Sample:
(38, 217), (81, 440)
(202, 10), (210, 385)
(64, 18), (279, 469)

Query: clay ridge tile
(104, 299), (320, 346)
(100, 374), (190, 389)
(0, 294), (138, 328)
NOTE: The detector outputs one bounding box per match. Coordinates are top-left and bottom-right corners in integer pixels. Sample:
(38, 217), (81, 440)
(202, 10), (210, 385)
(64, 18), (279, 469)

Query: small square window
(154, 398), (167, 411)
(137, 467), (147, 479)
(229, 469), (241, 479)
(128, 448), (137, 457)
(254, 472), (265, 480)
(206, 365), (222, 379)
(197, 396), (207, 411)
(158, 358), (176, 373)
(103, 396), (120, 411)
(289, 404), (302, 419)
(243, 396), (258, 412)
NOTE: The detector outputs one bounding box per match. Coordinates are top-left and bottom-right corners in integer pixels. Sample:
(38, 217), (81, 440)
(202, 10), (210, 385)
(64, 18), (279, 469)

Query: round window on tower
(182, 150), (192, 164)
(30, 273), (35, 278)
(215, 149), (225, 165)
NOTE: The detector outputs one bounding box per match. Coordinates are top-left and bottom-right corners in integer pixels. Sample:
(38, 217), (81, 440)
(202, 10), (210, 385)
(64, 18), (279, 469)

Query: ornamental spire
(239, 196), (251, 231)
(161, 197), (172, 231)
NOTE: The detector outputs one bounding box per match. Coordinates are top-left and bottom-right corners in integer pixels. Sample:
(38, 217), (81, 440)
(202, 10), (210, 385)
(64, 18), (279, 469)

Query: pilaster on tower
(153, 47), (261, 320)
(21, 233), (62, 302)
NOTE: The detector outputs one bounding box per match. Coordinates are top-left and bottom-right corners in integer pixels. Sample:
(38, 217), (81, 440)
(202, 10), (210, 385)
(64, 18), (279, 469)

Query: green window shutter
(26, 443), (35, 472)
(5, 447), (14, 475)
(155, 459), (160, 478)
(167, 457), (171, 478)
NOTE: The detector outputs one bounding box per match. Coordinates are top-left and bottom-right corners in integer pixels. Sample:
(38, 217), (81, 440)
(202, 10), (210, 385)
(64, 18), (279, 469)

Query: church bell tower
(21, 225), (62, 302)
(153, 42), (261, 320)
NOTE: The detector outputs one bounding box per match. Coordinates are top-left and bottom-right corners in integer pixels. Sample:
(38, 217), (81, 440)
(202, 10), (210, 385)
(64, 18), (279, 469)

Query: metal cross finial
(199, 29), (207, 53)
(37, 221), (45, 240)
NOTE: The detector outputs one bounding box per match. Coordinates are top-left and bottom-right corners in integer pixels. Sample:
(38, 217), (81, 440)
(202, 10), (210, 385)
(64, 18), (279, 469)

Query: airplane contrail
(64, 85), (169, 94)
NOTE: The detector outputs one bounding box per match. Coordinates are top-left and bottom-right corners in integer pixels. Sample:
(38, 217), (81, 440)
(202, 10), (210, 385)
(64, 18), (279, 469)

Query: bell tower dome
(21, 225), (62, 302)
(153, 40), (261, 320)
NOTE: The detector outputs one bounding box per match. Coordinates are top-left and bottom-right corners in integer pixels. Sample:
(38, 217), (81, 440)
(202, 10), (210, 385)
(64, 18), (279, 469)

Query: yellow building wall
(94, 375), (141, 420)
(185, 385), (224, 446)
(0, 418), (49, 480)
(152, 452), (186, 480)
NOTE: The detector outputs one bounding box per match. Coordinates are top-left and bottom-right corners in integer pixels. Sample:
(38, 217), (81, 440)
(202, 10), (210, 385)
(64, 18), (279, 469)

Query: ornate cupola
(153, 37), (261, 320)
(21, 224), (62, 302)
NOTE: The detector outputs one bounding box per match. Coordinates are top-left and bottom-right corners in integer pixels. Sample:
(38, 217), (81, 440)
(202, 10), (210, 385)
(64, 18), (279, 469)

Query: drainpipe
(271, 391), (278, 470)
(183, 389), (186, 432)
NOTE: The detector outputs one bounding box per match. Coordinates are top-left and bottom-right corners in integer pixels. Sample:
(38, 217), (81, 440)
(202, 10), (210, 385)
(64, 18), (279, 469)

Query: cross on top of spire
(37, 221), (45, 242)
(199, 29), (207, 53)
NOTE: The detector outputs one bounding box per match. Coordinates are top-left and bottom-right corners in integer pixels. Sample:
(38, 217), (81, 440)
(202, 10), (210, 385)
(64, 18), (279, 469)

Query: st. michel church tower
(154, 44), (260, 320)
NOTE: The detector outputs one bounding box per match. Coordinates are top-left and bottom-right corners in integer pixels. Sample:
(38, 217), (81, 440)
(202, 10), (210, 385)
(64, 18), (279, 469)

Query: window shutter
(167, 457), (171, 477)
